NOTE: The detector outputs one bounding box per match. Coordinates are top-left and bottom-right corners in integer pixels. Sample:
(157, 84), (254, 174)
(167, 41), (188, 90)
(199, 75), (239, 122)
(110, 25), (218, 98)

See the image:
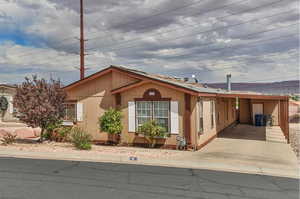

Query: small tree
(138, 120), (167, 148)
(99, 108), (123, 143)
(13, 75), (66, 142)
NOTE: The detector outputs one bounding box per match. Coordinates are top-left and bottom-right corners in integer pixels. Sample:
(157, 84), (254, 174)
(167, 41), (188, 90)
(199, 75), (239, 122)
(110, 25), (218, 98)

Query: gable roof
(64, 65), (224, 95)
(113, 66), (225, 94)
(64, 65), (288, 100)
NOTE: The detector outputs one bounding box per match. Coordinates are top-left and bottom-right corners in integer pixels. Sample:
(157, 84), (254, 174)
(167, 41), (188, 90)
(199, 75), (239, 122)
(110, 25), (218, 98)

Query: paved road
(0, 158), (298, 199)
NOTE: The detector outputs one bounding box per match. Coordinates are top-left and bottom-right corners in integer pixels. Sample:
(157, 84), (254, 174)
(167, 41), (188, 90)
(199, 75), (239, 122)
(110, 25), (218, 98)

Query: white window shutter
(128, 101), (136, 132)
(170, 101), (179, 134)
(8, 96), (13, 114)
(76, 102), (83, 121)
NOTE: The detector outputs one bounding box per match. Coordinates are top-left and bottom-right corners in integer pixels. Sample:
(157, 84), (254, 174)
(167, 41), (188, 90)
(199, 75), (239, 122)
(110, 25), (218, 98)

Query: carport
(217, 93), (289, 143)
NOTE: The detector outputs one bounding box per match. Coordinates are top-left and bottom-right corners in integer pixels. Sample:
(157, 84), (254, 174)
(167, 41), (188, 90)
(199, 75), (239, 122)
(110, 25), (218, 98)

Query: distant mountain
(206, 80), (299, 95)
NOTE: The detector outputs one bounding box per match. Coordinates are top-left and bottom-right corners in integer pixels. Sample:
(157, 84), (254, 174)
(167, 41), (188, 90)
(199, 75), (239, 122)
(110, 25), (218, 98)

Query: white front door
(252, 103), (263, 124)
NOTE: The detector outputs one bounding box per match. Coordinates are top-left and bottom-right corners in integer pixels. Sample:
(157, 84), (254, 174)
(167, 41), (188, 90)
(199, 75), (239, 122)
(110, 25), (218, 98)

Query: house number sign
(149, 91), (155, 96)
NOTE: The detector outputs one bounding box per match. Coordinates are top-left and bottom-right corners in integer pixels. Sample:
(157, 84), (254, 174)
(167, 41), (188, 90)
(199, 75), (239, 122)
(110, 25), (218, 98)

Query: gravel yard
(0, 140), (189, 160)
(289, 115), (300, 158)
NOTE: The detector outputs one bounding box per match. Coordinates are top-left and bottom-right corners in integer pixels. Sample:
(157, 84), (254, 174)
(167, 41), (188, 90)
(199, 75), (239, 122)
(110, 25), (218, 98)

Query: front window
(210, 100), (215, 129)
(136, 101), (170, 132)
(198, 99), (203, 133)
(63, 103), (76, 121)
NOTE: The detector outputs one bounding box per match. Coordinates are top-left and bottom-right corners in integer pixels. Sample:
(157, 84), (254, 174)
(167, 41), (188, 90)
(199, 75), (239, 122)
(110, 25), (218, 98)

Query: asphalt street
(0, 157), (298, 199)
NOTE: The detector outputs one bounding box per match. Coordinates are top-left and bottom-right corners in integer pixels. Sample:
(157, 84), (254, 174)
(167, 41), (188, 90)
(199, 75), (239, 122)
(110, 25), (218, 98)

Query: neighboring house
(0, 84), (17, 122)
(63, 65), (290, 149)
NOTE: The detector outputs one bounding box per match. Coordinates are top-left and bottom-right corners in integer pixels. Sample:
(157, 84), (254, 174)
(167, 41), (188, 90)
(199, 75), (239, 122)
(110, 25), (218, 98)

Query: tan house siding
(197, 98), (217, 146)
(120, 82), (185, 146)
(239, 99), (251, 124)
(66, 72), (114, 140)
(250, 99), (279, 126)
(216, 98), (236, 132)
(112, 71), (139, 90)
(263, 101), (279, 126)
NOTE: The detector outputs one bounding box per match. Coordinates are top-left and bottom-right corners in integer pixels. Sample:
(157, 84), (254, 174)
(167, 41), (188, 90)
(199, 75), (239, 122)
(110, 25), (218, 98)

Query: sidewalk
(0, 144), (298, 179)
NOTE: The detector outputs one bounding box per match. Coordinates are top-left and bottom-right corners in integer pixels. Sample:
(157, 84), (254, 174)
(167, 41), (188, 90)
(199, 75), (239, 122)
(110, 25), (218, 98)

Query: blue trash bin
(255, 114), (263, 126)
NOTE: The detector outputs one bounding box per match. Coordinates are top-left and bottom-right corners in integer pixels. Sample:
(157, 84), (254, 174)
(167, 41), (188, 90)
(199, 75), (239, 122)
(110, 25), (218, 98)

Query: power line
(86, 0), (251, 43)
(3, 0), (296, 72)
(74, 27), (299, 71)
(86, 0), (290, 52)
(12, 0), (291, 60)
(99, 33), (297, 77)
(87, 9), (295, 55)
(10, 0), (209, 58)
(158, 25), (298, 60)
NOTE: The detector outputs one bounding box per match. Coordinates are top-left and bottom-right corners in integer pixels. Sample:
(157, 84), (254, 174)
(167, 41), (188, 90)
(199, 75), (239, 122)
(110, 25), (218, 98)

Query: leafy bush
(1, 133), (17, 145)
(50, 126), (72, 142)
(138, 120), (167, 148)
(70, 127), (92, 150)
(99, 108), (123, 134)
(43, 120), (63, 140)
(99, 108), (123, 144)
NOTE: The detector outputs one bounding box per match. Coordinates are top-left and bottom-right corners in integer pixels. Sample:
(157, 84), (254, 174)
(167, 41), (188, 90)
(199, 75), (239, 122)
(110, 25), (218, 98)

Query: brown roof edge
(217, 93), (288, 100)
(111, 66), (201, 96)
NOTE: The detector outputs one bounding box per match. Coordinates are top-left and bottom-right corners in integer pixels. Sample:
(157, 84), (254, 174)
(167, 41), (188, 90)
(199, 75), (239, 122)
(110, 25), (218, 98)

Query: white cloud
(0, 0), (298, 84)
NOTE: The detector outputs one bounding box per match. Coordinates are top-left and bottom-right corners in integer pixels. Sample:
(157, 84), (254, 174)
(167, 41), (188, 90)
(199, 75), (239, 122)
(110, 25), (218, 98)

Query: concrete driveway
(186, 125), (299, 177)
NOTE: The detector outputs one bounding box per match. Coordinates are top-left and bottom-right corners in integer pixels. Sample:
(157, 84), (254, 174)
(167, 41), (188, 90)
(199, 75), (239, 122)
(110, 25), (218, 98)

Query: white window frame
(135, 101), (170, 133)
(198, 99), (204, 133)
(63, 103), (77, 122)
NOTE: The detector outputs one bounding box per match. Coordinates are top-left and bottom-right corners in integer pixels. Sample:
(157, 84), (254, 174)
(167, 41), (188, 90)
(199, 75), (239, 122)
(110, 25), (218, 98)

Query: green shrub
(138, 120), (167, 148)
(99, 108), (122, 144)
(44, 120), (62, 140)
(70, 127), (92, 150)
(1, 133), (17, 145)
(99, 108), (123, 134)
(52, 126), (72, 142)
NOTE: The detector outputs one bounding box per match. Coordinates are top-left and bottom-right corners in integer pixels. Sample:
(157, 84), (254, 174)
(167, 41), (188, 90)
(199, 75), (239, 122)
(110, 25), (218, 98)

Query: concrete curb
(0, 149), (298, 179)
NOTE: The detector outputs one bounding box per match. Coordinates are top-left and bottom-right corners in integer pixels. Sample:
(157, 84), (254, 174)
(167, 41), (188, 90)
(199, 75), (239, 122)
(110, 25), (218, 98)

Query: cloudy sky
(0, 0), (299, 85)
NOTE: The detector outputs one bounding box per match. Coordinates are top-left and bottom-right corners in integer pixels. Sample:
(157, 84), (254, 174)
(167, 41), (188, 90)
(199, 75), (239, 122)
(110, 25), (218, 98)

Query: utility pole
(80, 0), (85, 80)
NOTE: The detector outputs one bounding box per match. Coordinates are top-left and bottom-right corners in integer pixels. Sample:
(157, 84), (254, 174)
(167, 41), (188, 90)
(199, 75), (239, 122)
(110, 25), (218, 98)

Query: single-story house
(63, 65), (290, 149)
(0, 84), (17, 122)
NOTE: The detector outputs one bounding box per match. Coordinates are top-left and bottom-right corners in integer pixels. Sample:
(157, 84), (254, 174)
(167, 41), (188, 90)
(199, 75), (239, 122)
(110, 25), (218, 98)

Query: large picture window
(136, 101), (170, 132)
(63, 103), (76, 121)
